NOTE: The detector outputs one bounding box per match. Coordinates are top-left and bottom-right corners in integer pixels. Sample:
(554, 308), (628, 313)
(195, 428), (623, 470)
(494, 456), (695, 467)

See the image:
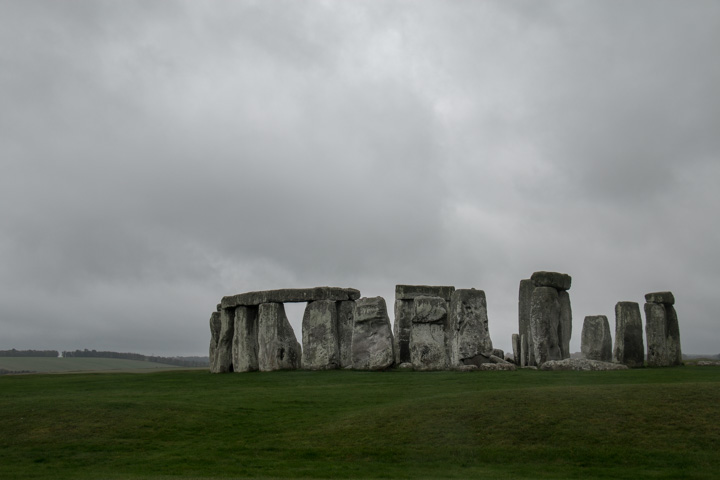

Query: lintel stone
(221, 286), (360, 309)
(395, 285), (455, 301)
(530, 271), (572, 291)
(644, 291), (675, 305)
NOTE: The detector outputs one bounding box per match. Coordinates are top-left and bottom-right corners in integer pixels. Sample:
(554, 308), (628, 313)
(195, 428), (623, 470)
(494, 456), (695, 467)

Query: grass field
(0, 357), (187, 374)
(1, 367), (719, 479)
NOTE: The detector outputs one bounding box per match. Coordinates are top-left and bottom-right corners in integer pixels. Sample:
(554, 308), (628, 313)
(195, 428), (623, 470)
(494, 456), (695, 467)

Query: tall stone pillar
(209, 310), (221, 373)
(336, 300), (355, 368)
(644, 291), (681, 367)
(511, 333), (521, 366)
(410, 296), (448, 370)
(448, 289), (493, 366)
(528, 271), (572, 367)
(614, 301), (644, 367)
(233, 306), (259, 372)
(581, 315), (612, 362)
(214, 307), (235, 373)
(351, 297), (395, 370)
(258, 303), (302, 371)
(518, 279), (534, 366)
(302, 300), (340, 370)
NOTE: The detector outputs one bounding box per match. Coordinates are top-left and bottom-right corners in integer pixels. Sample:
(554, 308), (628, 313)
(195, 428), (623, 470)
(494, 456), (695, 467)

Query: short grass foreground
(1, 368), (719, 479)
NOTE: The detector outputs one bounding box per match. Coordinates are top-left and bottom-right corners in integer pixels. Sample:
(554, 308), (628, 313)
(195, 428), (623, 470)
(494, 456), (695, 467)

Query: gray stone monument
(410, 295), (449, 370)
(528, 271), (572, 367)
(644, 291), (681, 367)
(614, 301), (644, 368)
(209, 311), (221, 373)
(301, 300), (340, 370)
(581, 315), (612, 362)
(258, 303), (302, 371)
(233, 306), (259, 372)
(351, 296), (395, 370)
(447, 289), (493, 366)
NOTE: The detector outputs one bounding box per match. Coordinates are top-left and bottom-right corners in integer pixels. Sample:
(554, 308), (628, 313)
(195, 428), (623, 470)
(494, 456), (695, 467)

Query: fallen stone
(505, 353), (515, 364)
(448, 289), (493, 366)
(302, 300), (340, 370)
(352, 297), (395, 370)
(521, 366), (538, 370)
(337, 300), (355, 368)
(540, 358), (629, 371)
(518, 279), (535, 366)
(222, 287), (360, 309)
(410, 296), (448, 370)
(214, 308), (235, 373)
(479, 363), (517, 371)
(393, 299), (413, 365)
(558, 291), (572, 359)
(530, 286), (562, 366)
(233, 306), (259, 372)
(614, 301), (645, 368)
(530, 271), (572, 291)
(492, 348), (504, 359)
(257, 303), (302, 371)
(209, 311), (221, 373)
(581, 315), (612, 362)
(644, 291), (675, 305)
(490, 354), (511, 365)
(395, 284), (455, 301)
(397, 362), (413, 370)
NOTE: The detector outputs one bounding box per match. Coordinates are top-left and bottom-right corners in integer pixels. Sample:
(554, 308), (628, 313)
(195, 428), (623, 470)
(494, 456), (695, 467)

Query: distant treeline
(61, 349), (209, 367)
(0, 349), (59, 357)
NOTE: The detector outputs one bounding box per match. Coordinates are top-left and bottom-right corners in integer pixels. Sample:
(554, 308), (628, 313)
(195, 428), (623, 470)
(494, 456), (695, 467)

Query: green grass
(0, 357), (186, 373)
(1, 367), (719, 479)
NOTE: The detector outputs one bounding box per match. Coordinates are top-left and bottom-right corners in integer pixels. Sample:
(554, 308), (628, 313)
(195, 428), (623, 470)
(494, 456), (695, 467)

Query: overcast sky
(2, 1), (719, 357)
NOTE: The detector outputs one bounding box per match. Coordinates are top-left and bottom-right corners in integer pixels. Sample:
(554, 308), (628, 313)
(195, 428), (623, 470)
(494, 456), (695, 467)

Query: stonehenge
(208, 281), (684, 373)
(613, 302), (644, 368)
(581, 315), (612, 362)
(644, 291), (682, 367)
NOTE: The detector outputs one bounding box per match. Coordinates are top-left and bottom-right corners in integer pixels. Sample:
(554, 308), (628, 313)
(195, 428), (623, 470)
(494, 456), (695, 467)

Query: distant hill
(0, 357), (198, 375)
(62, 350), (209, 367)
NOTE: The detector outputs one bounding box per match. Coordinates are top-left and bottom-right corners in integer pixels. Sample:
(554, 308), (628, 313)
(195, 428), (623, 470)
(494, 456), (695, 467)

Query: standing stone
(645, 292), (682, 367)
(258, 303), (301, 371)
(614, 301), (644, 368)
(214, 308), (235, 373)
(233, 306), (259, 372)
(302, 300), (340, 370)
(581, 315), (612, 362)
(512, 334), (521, 366)
(530, 286), (562, 366)
(337, 300), (355, 368)
(558, 291), (572, 359)
(209, 311), (221, 373)
(520, 334), (528, 368)
(393, 299), (414, 365)
(352, 297), (395, 370)
(518, 279), (534, 366)
(448, 289), (493, 366)
(410, 296), (448, 370)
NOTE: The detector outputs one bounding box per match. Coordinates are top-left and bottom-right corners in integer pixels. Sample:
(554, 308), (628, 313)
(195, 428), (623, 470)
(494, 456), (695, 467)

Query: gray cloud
(1, 1), (719, 356)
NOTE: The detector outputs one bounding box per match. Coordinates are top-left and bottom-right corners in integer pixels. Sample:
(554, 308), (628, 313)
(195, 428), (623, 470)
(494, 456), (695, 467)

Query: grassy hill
(1, 367), (719, 479)
(0, 357), (187, 374)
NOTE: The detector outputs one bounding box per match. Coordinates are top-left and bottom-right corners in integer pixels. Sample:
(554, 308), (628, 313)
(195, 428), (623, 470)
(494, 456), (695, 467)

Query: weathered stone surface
(222, 287), (360, 309)
(413, 296), (448, 323)
(257, 303), (301, 371)
(337, 300), (355, 368)
(665, 305), (682, 366)
(492, 348), (504, 359)
(645, 291), (675, 305)
(558, 291), (572, 359)
(479, 363), (517, 371)
(352, 297), (395, 370)
(512, 333), (521, 366)
(397, 362), (413, 370)
(410, 296), (448, 370)
(395, 285), (455, 301)
(448, 289), (493, 366)
(518, 279), (534, 366)
(302, 300), (339, 370)
(581, 315), (612, 362)
(614, 301), (644, 367)
(540, 358), (628, 371)
(214, 308), (235, 373)
(460, 352), (494, 366)
(504, 353), (515, 363)
(530, 286), (562, 366)
(393, 299), (413, 365)
(645, 302), (668, 367)
(233, 306), (259, 372)
(209, 312), (221, 373)
(489, 354), (511, 365)
(530, 271), (572, 291)
(520, 334), (528, 368)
